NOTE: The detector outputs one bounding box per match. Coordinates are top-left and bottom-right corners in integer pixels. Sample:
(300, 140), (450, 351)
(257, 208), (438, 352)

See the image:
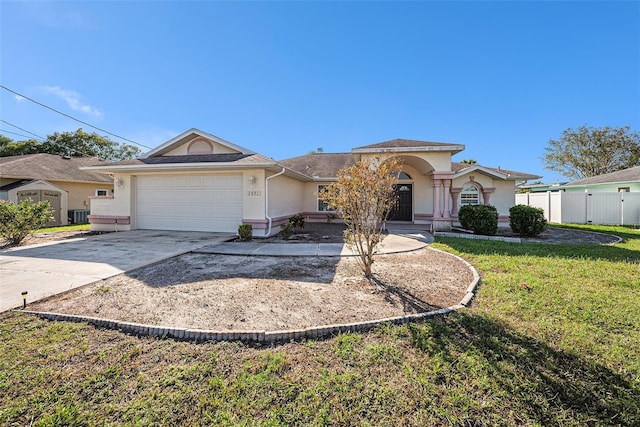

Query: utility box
(68, 209), (90, 224)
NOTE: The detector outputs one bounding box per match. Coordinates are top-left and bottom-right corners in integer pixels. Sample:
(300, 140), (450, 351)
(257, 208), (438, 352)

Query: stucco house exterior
(0, 154), (114, 226)
(82, 128), (539, 236)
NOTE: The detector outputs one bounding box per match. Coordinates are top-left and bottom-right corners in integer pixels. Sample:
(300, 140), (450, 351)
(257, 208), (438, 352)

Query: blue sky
(1, 1), (638, 183)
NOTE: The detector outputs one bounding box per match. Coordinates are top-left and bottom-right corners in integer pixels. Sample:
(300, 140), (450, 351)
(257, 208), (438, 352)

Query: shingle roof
(0, 179), (36, 191)
(0, 154), (113, 183)
(278, 153), (356, 178)
(101, 153), (253, 165)
(86, 153), (277, 169)
(564, 166), (640, 186)
(452, 162), (540, 180)
(353, 138), (462, 150)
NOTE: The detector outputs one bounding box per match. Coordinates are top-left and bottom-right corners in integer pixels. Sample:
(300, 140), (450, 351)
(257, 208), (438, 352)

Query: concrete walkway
(195, 229), (433, 256)
(1, 227), (433, 313)
(0, 230), (233, 312)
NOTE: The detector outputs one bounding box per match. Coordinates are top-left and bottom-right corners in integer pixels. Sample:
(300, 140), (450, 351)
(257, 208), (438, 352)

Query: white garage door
(136, 174), (243, 232)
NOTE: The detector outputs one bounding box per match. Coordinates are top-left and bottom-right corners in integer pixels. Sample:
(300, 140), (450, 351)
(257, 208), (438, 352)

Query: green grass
(37, 224), (91, 233)
(1, 224), (639, 426)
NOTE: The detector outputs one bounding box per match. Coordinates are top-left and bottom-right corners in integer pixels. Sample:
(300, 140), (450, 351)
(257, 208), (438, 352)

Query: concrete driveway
(0, 230), (234, 312)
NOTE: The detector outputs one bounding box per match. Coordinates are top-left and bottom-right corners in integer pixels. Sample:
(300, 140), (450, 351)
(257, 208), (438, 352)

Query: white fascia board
(560, 180), (637, 189)
(142, 128), (256, 158)
(80, 162), (277, 174)
(352, 145), (465, 154)
(11, 179), (69, 193)
(2, 173), (112, 184)
(454, 166), (508, 180)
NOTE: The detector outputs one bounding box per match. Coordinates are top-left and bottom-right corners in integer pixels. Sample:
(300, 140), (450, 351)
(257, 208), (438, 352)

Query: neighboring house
(82, 128), (539, 236)
(0, 154), (114, 226)
(517, 182), (567, 193)
(515, 166), (640, 226)
(559, 166), (640, 193)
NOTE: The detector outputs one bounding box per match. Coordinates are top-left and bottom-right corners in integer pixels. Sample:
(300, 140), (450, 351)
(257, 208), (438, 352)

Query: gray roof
(278, 156), (540, 181)
(85, 153), (277, 170)
(564, 166), (640, 186)
(0, 154), (113, 183)
(353, 138), (463, 150)
(0, 179), (36, 191)
(278, 153), (356, 178)
(100, 153), (254, 166)
(452, 162), (540, 180)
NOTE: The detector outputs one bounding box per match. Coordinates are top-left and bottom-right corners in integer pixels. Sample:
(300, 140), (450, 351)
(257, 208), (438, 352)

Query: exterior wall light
(248, 175), (256, 189)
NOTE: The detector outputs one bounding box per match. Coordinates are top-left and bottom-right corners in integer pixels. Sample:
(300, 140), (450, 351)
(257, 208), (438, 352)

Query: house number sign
(247, 191), (262, 196)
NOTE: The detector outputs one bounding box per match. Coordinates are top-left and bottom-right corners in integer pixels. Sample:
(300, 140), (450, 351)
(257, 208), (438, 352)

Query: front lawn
(37, 223), (91, 233)
(0, 224), (638, 425)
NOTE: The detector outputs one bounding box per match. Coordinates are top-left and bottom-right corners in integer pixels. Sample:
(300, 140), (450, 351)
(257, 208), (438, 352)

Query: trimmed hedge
(458, 204), (498, 235)
(509, 205), (548, 237)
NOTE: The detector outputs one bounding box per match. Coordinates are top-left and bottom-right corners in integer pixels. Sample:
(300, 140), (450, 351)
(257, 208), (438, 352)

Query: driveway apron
(0, 230), (233, 312)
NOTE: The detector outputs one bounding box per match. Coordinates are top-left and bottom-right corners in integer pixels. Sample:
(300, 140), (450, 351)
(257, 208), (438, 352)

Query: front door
(388, 184), (412, 221)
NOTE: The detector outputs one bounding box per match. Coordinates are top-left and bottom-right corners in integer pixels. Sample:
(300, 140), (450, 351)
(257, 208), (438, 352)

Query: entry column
(442, 179), (452, 219)
(432, 179), (442, 219)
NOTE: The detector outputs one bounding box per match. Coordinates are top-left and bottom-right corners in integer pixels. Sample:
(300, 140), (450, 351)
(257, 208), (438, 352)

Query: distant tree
(308, 147), (324, 154)
(0, 136), (41, 156)
(318, 157), (401, 280)
(542, 125), (640, 180)
(0, 129), (141, 160)
(461, 158), (477, 164)
(41, 129), (141, 160)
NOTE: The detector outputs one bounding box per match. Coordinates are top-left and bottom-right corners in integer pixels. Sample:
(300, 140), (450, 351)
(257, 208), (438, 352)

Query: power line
(0, 84), (152, 150)
(0, 129), (44, 141)
(0, 119), (45, 140)
(0, 118), (105, 159)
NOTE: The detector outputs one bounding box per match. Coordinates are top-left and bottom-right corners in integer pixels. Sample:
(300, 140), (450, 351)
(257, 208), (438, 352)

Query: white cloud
(42, 86), (103, 118)
(14, 94), (25, 102)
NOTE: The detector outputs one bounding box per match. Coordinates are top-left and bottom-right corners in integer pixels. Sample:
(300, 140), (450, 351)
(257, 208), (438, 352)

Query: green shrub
(0, 199), (54, 246)
(279, 222), (294, 239)
(457, 204), (498, 235)
(326, 212), (338, 224)
(289, 213), (305, 230)
(279, 213), (307, 239)
(509, 205), (548, 236)
(237, 224), (253, 241)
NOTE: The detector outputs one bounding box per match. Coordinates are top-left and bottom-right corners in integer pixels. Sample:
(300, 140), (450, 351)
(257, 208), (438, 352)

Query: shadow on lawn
(408, 313), (640, 426)
(437, 236), (640, 263)
(371, 276), (441, 314)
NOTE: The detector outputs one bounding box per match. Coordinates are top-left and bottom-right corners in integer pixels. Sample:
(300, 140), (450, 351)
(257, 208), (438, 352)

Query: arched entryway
(380, 155), (436, 223)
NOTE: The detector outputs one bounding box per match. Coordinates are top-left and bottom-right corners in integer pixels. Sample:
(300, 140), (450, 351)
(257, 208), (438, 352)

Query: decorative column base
(432, 218), (453, 232)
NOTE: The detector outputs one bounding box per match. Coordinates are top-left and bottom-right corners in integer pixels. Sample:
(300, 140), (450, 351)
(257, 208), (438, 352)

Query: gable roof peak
(143, 128), (255, 158)
(352, 138), (465, 154)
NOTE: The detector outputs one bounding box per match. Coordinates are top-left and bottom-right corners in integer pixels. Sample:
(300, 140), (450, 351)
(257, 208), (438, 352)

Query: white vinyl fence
(516, 191), (640, 226)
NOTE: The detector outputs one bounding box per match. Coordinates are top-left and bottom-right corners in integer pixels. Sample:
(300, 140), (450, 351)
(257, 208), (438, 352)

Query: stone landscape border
(20, 247), (481, 344)
(435, 229), (623, 245)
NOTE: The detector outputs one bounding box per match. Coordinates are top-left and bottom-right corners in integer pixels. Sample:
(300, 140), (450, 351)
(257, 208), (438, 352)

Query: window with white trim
(95, 189), (109, 197)
(317, 185), (334, 211)
(460, 183), (481, 206)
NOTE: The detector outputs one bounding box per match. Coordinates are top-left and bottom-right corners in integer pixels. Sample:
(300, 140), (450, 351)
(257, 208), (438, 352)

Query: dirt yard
(24, 224), (619, 332)
(29, 248), (473, 331)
